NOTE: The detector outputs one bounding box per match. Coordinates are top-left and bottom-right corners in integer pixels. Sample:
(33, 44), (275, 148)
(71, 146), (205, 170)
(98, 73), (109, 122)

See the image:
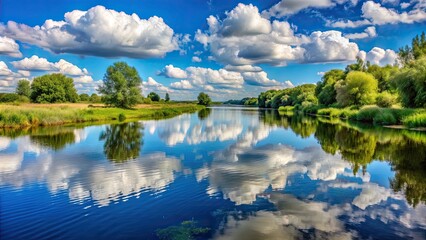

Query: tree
(315, 69), (345, 106)
(392, 57), (426, 108)
(16, 79), (31, 98)
(90, 93), (101, 103)
(147, 92), (160, 101)
(399, 32), (426, 65)
(336, 71), (378, 107)
(197, 92), (212, 106)
(165, 93), (170, 102)
(79, 93), (90, 102)
(98, 62), (142, 108)
(30, 73), (79, 103)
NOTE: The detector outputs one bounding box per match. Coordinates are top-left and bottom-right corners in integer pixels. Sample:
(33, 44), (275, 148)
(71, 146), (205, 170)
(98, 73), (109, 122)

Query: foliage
(31, 73), (79, 103)
(336, 71), (378, 107)
(165, 93), (170, 102)
(224, 97), (258, 106)
(98, 62), (142, 108)
(197, 92), (212, 106)
(403, 112), (426, 128)
(90, 93), (102, 103)
(315, 69), (345, 106)
(376, 91), (397, 108)
(399, 32), (426, 65)
(367, 64), (399, 92)
(0, 93), (29, 103)
(148, 92), (161, 102)
(99, 122), (143, 162)
(79, 93), (90, 102)
(16, 79), (31, 98)
(392, 57), (426, 108)
(156, 221), (210, 240)
(258, 84), (317, 109)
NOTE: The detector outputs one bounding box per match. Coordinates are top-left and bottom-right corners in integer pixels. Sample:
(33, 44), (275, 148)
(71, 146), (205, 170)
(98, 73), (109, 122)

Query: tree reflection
(197, 108), (211, 120)
(260, 110), (426, 206)
(99, 122), (144, 162)
(30, 132), (76, 150)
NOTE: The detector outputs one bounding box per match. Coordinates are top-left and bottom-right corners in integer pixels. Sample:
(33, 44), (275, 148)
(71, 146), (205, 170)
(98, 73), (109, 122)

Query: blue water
(0, 107), (425, 239)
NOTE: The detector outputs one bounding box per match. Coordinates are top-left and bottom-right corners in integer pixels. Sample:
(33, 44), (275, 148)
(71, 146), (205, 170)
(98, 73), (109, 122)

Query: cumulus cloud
(170, 80), (193, 90)
(345, 26), (377, 39)
(195, 4), (359, 67)
(143, 77), (171, 93)
(0, 36), (22, 58)
(302, 31), (359, 63)
(0, 61), (28, 89)
(223, 65), (262, 72)
(1, 5), (179, 58)
(358, 47), (399, 66)
(158, 64), (187, 78)
(326, 19), (372, 28)
(362, 1), (426, 25)
(11, 55), (89, 76)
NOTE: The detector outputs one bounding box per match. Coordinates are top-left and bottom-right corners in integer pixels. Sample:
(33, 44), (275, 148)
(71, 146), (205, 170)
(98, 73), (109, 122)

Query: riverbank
(278, 105), (426, 129)
(0, 103), (204, 128)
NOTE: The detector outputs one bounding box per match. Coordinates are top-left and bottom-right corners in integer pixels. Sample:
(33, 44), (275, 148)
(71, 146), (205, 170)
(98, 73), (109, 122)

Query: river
(0, 107), (425, 239)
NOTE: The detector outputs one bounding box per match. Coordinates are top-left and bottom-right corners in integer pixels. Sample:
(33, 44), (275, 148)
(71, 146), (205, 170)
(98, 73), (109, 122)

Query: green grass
(403, 112), (426, 128)
(0, 103), (204, 128)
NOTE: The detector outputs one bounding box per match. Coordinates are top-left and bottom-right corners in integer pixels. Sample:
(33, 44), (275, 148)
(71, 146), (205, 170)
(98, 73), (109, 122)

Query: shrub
(376, 92), (397, 108)
(118, 113), (126, 122)
(403, 113), (426, 128)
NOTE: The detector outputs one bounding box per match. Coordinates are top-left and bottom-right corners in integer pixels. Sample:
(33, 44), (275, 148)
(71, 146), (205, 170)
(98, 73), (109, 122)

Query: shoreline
(0, 103), (205, 128)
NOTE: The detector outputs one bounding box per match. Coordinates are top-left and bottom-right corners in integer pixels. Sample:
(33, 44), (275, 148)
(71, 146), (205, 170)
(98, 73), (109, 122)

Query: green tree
(79, 93), (90, 102)
(336, 71), (378, 107)
(315, 69), (345, 106)
(148, 92), (161, 101)
(197, 92), (212, 106)
(30, 73), (79, 103)
(15, 79), (31, 98)
(345, 56), (367, 73)
(165, 93), (170, 102)
(90, 93), (101, 103)
(392, 57), (426, 108)
(98, 62), (142, 108)
(399, 32), (426, 65)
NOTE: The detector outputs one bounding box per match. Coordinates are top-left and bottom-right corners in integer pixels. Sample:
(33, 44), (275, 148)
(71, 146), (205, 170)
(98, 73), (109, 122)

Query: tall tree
(98, 62), (142, 108)
(165, 93), (170, 102)
(336, 71), (378, 107)
(197, 92), (212, 106)
(15, 79), (31, 98)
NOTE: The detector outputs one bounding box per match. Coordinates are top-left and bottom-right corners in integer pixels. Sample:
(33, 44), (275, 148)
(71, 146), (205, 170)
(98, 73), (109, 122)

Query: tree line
(258, 32), (426, 110)
(2, 61), (213, 108)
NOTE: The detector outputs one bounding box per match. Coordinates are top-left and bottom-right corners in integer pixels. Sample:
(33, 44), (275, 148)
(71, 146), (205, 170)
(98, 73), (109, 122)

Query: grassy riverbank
(0, 103), (204, 128)
(279, 105), (426, 128)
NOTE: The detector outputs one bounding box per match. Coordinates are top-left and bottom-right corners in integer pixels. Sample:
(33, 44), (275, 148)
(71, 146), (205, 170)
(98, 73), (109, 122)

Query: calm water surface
(1, 107), (425, 239)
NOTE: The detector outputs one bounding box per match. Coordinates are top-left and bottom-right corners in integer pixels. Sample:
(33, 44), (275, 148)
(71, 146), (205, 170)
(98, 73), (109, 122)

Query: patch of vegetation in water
(156, 220), (210, 240)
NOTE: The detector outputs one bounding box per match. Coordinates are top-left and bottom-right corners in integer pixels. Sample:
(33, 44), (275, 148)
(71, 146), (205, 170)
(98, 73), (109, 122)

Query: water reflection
(99, 122), (144, 162)
(0, 108), (425, 239)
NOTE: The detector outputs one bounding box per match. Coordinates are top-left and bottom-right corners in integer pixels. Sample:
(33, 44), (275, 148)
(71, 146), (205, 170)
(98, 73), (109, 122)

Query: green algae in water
(156, 221), (210, 240)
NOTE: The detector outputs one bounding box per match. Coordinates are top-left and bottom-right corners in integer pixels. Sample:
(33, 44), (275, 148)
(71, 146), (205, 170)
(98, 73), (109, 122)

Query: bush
(376, 92), (397, 108)
(373, 110), (398, 125)
(118, 113), (126, 122)
(354, 106), (381, 122)
(403, 113), (426, 128)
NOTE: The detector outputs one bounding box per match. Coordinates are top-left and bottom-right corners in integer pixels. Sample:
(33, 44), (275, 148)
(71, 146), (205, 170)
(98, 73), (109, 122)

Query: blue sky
(0, 0), (425, 100)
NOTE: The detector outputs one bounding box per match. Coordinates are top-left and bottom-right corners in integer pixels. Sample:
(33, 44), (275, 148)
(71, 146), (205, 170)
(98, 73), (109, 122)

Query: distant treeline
(223, 97), (258, 106)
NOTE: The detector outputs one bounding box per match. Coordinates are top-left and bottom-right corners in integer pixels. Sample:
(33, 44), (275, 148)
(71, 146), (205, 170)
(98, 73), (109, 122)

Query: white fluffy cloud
(143, 77), (171, 93)
(11, 55), (54, 71)
(0, 61), (28, 89)
(170, 80), (193, 90)
(158, 64), (188, 78)
(2, 5), (179, 58)
(196, 4), (360, 67)
(362, 1), (426, 25)
(358, 47), (399, 66)
(11, 55), (88, 76)
(327, 19), (372, 28)
(345, 26), (377, 39)
(302, 31), (359, 63)
(0, 36), (22, 58)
